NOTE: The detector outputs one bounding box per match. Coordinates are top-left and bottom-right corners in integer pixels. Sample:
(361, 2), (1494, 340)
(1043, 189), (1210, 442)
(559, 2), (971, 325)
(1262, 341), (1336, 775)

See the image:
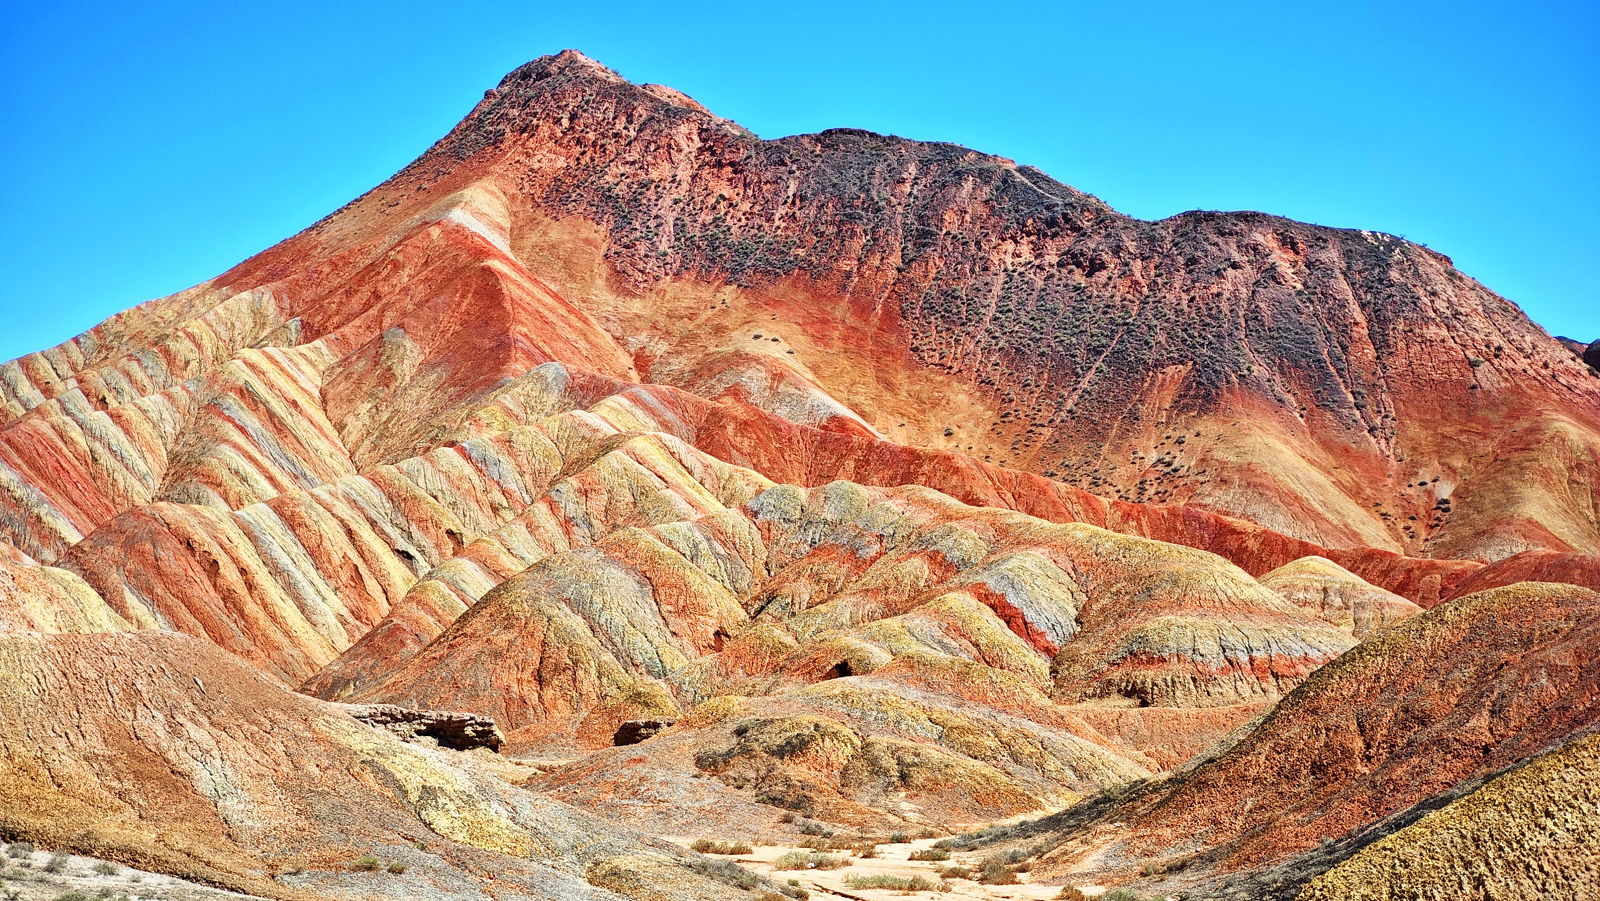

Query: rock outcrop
(341, 702), (505, 752)
(612, 718), (675, 746)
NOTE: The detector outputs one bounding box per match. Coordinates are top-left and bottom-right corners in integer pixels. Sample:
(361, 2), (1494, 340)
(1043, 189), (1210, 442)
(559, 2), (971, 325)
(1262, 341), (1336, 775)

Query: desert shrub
(387, 862), (407, 875)
(771, 851), (849, 871)
(6, 843), (33, 859)
(683, 855), (759, 889)
(1103, 889), (1143, 901)
(934, 820), (1030, 851)
(689, 839), (753, 855)
(1056, 888), (1087, 901)
(44, 852), (69, 873)
(937, 864), (975, 880)
(854, 843), (879, 858)
(981, 866), (1020, 885)
(351, 855), (382, 872)
(889, 831), (908, 843)
(797, 820), (827, 836)
(977, 852), (1023, 884)
(845, 874), (944, 891)
(53, 893), (90, 901)
(93, 861), (119, 876)
(909, 848), (950, 861)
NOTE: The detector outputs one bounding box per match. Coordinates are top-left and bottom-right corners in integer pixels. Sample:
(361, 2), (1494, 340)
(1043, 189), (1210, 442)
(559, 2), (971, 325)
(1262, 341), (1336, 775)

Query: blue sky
(1, 1), (1595, 363)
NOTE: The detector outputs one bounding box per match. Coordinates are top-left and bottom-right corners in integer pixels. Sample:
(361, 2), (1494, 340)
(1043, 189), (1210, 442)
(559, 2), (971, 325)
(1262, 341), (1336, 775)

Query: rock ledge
(342, 702), (505, 752)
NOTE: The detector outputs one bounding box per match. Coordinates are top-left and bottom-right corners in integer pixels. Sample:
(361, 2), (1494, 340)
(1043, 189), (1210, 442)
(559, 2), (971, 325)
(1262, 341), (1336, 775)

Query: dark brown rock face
(1585, 340), (1600, 372)
(613, 718), (675, 746)
(342, 702), (505, 751)
(1555, 336), (1589, 357)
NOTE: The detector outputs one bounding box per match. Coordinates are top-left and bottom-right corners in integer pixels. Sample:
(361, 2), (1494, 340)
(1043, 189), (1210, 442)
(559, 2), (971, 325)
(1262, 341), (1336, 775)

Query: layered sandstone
(0, 630), (794, 900)
(1, 49), (1597, 900)
(1016, 581), (1600, 893)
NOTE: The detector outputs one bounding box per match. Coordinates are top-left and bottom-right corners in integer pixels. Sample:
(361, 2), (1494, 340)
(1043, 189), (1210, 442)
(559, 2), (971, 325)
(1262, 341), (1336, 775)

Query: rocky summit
(0, 50), (1596, 901)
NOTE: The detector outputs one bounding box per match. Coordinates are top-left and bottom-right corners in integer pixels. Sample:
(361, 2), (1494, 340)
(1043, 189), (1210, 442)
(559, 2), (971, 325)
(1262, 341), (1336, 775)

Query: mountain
(1, 50), (1597, 900)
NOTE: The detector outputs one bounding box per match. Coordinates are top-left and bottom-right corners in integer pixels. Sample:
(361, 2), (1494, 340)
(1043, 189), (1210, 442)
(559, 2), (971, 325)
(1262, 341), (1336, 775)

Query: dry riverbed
(674, 834), (1104, 900)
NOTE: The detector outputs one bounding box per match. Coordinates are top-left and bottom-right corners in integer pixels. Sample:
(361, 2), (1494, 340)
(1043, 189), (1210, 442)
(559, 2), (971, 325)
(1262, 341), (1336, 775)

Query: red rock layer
(1, 52), (1596, 692)
(206, 49), (1600, 559)
(1032, 581), (1600, 881)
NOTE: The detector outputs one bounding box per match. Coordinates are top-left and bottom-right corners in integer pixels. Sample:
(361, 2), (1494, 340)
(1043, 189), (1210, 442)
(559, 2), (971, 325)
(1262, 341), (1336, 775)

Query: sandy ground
(0, 846), (267, 901)
(672, 834), (1099, 901)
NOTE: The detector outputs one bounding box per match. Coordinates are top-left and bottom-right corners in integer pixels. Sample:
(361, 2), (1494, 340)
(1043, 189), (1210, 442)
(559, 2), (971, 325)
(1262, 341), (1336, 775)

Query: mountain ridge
(201, 48), (1600, 560)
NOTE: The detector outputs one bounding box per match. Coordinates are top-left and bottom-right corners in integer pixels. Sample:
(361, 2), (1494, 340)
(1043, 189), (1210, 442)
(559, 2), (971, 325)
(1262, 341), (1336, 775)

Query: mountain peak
(496, 48), (621, 91)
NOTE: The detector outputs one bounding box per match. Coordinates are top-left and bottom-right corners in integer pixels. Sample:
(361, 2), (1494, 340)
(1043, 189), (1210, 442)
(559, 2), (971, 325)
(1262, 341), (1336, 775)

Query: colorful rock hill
(1, 50), (1597, 900)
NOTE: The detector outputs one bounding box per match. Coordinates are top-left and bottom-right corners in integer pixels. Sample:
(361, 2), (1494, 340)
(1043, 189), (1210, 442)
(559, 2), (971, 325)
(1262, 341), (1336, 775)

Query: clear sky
(1, 1), (1595, 363)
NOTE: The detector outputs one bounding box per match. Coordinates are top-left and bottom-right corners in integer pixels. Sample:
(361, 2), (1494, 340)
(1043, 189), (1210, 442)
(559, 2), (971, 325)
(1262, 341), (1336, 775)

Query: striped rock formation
(0, 631), (779, 901)
(1, 49), (1598, 899)
(1255, 555), (1420, 637)
(1007, 581), (1600, 898)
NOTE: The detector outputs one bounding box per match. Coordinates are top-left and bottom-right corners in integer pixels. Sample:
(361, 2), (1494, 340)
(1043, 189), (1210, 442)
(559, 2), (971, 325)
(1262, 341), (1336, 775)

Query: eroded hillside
(1, 50), (1597, 901)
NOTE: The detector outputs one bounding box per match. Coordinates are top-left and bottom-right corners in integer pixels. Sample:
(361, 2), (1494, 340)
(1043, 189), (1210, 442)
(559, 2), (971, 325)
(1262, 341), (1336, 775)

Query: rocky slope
(0, 630), (787, 901)
(208, 49), (1600, 559)
(1297, 732), (1600, 901)
(979, 581), (1600, 897)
